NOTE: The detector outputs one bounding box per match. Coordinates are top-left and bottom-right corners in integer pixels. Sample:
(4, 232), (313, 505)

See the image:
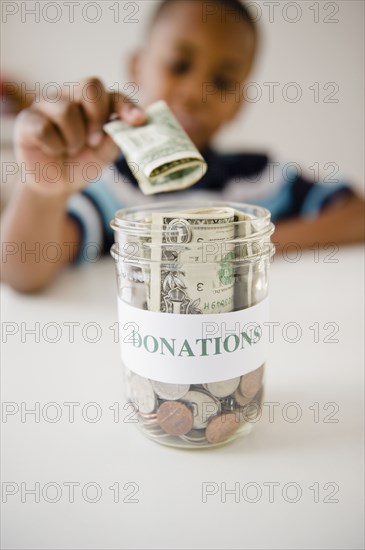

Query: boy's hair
(151, 0), (258, 36)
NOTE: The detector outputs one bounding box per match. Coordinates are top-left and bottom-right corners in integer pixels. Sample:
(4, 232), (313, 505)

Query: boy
(1, 0), (364, 292)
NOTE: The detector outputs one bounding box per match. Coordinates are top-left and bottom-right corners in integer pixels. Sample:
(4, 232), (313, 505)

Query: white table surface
(1, 245), (364, 550)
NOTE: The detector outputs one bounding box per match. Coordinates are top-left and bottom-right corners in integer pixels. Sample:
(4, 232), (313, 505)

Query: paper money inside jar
(103, 100), (207, 195)
(111, 202), (275, 448)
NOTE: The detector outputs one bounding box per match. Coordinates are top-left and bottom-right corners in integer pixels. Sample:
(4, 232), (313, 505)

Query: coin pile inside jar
(128, 365), (264, 447)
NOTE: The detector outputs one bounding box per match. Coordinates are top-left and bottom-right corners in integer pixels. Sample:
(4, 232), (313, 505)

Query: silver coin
(129, 374), (157, 414)
(180, 429), (208, 445)
(151, 380), (190, 400)
(182, 390), (221, 429)
(203, 377), (240, 398)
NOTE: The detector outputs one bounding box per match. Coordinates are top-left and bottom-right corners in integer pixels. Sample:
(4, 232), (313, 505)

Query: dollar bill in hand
(103, 100), (207, 195)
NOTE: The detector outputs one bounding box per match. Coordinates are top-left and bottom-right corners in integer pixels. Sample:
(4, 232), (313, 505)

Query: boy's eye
(214, 76), (235, 91)
(167, 59), (191, 75)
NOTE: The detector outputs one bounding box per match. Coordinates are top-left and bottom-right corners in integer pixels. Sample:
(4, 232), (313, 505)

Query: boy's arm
(1, 185), (81, 293)
(273, 194), (364, 254)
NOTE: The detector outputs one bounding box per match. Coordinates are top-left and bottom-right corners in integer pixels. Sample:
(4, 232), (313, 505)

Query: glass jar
(111, 201), (275, 448)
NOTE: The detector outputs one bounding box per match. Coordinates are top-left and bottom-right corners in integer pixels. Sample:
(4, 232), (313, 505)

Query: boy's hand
(14, 77), (146, 197)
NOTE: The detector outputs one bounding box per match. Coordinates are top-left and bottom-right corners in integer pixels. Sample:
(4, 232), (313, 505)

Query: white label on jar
(118, 297), (269, 384)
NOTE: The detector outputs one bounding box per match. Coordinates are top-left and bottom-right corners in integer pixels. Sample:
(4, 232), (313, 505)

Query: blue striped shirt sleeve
(66, 177), (124, 263)
(256, 171), (355, 222)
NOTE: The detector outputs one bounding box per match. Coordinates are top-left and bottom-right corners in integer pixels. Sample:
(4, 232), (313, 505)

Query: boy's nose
(174, 72), (207, 111)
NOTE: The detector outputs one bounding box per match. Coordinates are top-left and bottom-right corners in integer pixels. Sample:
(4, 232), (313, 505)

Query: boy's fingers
(72, 78), (110, 147)
(109, 91), (147, 125)
(31, 99), (87, 155)
(71, 78), (147, 145)
(15, 109), (66, 156)
(18, 78), (147, 159)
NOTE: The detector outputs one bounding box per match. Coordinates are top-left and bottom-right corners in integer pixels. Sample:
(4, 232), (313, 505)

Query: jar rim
(111, 200), (272, 233)
(111, 200), (275, 265)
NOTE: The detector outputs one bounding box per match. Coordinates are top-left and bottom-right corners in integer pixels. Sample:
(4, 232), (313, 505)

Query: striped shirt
(67, 148), (354, 261)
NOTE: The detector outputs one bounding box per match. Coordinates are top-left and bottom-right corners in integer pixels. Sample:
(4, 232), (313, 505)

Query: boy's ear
(128, 50), (141, 84)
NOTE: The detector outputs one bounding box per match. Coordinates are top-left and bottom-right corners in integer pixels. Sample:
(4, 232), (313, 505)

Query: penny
(129, 374), (157, 414)
(206, 412), (241, 444)
(239, 365), (264, 398)
(157, 401), (193, 436)
(151, 380), (190, 400)
(243, 387), (264, 421)
(241, 402), (261, 422)
(253, 385), (264, 405)
(182, 390), (221, 429)
(233, 390), (254, 407)
(139, 411), (159, 426)
(203, 377), (240, 398)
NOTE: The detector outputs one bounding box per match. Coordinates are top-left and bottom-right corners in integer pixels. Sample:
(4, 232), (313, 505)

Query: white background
(1, 247), (364, 549)
(1, 0), (364, 192)
(1, 2), (364, 548)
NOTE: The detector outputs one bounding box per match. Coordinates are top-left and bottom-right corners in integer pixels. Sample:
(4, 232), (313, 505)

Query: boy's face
(131, 0), (256, 150)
